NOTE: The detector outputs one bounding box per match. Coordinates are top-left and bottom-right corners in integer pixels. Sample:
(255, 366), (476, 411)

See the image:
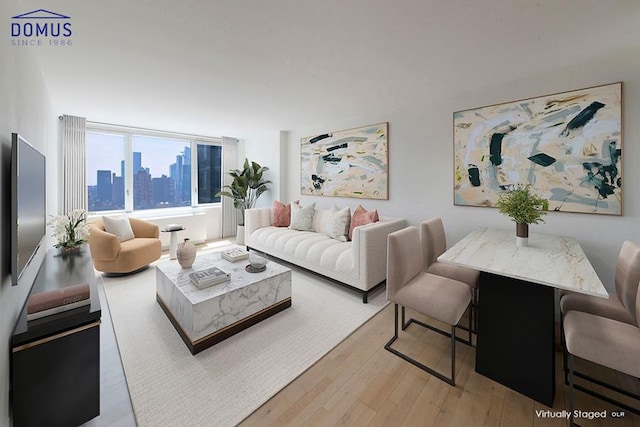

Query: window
(197, 144), (222, 204)
(86, 126), (222, 214)
(86, 132), (126, 212)
(132, 135), (192, 210)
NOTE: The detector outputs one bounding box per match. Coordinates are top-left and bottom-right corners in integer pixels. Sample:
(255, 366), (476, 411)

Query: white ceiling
(33, 0), (640, 138)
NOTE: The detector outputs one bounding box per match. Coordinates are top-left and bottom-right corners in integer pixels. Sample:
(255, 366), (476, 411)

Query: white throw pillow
(312, 208), (333, 235)
(289, 202), (316, 231)
(102, 216), (135, 242)
(325, 206), (351, 242)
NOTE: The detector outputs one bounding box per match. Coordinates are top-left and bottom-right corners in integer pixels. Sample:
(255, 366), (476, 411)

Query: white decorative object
(247, 252), (268, 273)
(48, 209), (91, 251)
(102, 215), (135, 242)
(312, 205), (350, 241)
(221, 247), (249, 262)
(516, 236), (528, 248)
(236, 225), (245, 245)
(176, 238), (196, 268)
(289, 202), (316, 231)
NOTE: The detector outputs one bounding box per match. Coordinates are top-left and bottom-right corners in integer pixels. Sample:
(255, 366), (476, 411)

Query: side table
(161, 226), (185, 259)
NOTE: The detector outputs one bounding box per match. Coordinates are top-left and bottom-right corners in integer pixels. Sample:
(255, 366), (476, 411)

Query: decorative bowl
(246, 252), (268, 273)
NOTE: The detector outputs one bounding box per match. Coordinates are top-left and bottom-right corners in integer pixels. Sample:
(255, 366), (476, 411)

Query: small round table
(161, 226), (185, 259)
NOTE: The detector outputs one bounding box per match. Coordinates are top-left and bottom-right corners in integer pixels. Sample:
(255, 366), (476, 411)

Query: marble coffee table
(156, 251), (292, 354)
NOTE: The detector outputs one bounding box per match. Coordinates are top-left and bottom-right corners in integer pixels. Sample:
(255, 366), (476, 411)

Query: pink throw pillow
(273, 200), (292, 227)
(349, 205), (379, 240)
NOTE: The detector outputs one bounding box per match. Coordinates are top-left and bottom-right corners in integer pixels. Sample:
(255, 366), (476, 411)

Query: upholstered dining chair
(560, 240), (640, 325)
(421, 218), (480, 332)
(560, 241), (640, 387)
(563, 280), (640, 420)
(385, 226), (472, 386)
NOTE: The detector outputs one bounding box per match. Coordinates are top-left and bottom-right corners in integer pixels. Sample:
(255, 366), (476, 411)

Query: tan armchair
(88, 218), (161, 274)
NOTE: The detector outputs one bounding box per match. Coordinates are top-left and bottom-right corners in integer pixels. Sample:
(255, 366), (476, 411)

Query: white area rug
(101, 251), (387, 427)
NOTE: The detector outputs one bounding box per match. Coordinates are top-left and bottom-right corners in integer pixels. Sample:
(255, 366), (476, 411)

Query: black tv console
(11, 245), (101, 427)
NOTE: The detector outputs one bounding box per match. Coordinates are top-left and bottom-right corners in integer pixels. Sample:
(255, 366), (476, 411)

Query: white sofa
(245, 207), (407, 303)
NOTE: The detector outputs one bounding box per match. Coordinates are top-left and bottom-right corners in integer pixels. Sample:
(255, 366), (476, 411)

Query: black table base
(476, 272), (556, 407)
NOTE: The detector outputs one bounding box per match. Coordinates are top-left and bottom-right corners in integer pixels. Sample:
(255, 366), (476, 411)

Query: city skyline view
(86, 132), (192, 185)
(86, 132), (222, 212)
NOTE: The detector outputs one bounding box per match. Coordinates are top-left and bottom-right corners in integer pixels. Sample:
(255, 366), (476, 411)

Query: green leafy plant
(216, 158), (271, 225)
(496, 185), (548, 224)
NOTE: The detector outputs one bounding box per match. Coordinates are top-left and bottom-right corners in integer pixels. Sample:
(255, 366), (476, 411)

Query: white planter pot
(236, 225), (245, 245)
(516, 236), (528, 247)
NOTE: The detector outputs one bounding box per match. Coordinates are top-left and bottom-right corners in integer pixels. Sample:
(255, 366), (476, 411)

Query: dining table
(437, 227), (608, 407)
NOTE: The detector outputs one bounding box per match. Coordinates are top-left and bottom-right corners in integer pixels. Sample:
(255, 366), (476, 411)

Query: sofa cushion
(248, 226), (355, 276)
(273, 200), (292, 227)
(349, 205), (379, 240)
(317, 206), (351, 242)
(290, 202), (316, 231)
(103, 216), (135, 242)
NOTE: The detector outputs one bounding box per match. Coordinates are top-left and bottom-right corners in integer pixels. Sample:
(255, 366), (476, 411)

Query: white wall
(283, 46), (640, 292)
(243, 131), (281, 208)
(0, 1), (57, 424)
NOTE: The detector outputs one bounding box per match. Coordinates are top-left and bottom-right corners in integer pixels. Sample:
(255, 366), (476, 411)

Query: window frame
(85, 123), (222, 216)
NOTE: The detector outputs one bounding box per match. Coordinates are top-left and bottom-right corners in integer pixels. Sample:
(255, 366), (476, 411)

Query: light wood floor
(88, 250), (640, 427)
(240, 303), (640, 427)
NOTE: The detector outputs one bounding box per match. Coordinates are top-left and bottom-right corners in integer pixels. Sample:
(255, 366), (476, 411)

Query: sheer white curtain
(221, 136), (239, 237)
(60, 114), (87, 213)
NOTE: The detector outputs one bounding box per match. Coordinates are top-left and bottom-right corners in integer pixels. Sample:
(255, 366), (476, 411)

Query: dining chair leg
(561, 311), (569, 385)
(468, 302), (473, 344)
(401, 306), (408, 330)
(568, 354), (580, 427)
(385, 304), (465, 386)
(451, 325), (456, 385)
(394, 303), (399, 338)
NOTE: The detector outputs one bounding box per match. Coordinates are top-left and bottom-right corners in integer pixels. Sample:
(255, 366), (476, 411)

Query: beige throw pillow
(102, 216), (135, 242)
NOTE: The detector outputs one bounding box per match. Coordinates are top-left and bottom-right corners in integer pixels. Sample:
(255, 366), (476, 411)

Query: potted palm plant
(216, 158), (271, 244)
(496, 185), (548, 247)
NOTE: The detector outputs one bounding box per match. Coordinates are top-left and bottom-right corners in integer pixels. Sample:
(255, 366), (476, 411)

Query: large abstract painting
(301, 122), (389, 199)
(454, 82), (623, 215)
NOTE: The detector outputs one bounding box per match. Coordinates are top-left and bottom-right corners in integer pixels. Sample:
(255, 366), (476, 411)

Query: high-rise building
(133, 151), (142, 174)
(112, 173), (125, 209)
(133, 169), (152, 209)
(97, 170), (112, 205)
(152, 175), (173, 206)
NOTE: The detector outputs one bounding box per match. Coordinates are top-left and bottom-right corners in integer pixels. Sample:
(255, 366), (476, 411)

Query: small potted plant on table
(496, 185), (548, 247)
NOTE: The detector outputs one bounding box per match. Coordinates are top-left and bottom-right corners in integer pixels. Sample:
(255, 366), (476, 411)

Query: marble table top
(437, 227), (608, 298)
(157, 251), (291, 304)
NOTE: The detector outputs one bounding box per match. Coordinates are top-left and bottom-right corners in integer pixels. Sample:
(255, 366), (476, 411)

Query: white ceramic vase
(177, 238), (197, 268)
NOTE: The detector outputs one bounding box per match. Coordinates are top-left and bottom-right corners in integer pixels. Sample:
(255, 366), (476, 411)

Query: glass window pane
(132, 135), (191, 210)
(197, 144), (222, 204)
(86, 132), (126, 212)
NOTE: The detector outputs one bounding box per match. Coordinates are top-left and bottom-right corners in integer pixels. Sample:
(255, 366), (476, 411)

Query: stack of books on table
(189, 266), (231, 290)
(27, 283), (91, 321)
(221, 247), (249, 262)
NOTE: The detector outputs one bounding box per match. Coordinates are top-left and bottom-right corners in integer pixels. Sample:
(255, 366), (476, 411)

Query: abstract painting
(453, 82), (623, 215)
(301, 122), (388, 199)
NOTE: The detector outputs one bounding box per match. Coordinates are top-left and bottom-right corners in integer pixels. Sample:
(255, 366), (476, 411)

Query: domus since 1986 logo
(11, 9), (72, 47)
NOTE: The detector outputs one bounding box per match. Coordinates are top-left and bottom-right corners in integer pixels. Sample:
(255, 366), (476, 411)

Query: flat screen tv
(11, 133), (47, 286)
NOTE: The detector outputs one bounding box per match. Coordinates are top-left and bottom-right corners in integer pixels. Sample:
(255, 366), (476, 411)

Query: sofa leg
(362, 291), (368, 304)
